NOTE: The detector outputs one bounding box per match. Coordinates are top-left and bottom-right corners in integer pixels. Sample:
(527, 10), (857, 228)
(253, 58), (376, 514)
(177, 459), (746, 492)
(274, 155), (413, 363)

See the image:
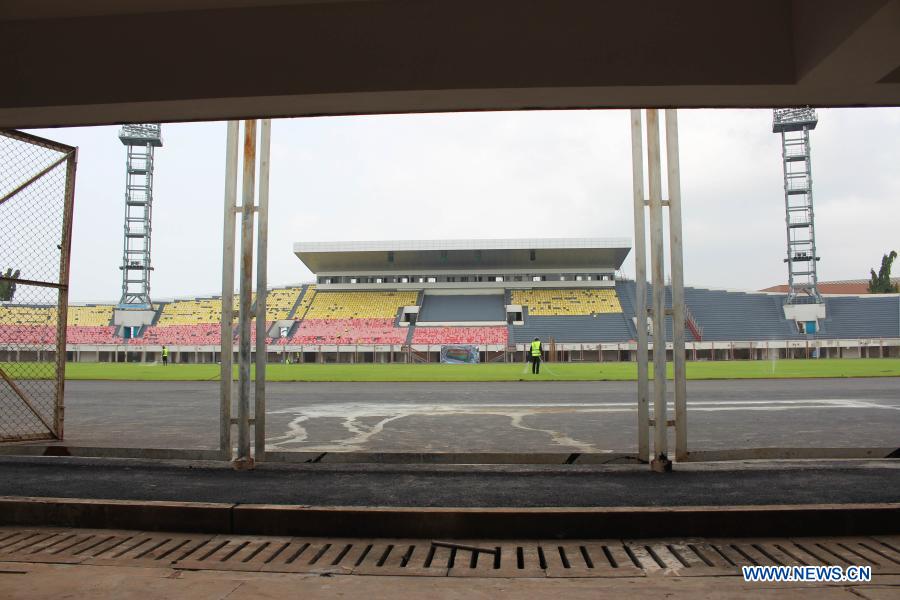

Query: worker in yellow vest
(162, 345), (169, 367)
(530, 337), (543, 375)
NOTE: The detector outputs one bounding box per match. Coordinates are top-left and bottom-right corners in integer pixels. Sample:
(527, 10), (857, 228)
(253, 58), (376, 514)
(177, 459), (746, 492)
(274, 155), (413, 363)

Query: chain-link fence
(0, 130), (76, 442)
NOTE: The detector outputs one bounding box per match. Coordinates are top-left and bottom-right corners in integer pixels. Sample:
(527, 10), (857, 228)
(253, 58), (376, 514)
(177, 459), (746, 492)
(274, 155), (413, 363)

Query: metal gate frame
(0, 129), (77, 442)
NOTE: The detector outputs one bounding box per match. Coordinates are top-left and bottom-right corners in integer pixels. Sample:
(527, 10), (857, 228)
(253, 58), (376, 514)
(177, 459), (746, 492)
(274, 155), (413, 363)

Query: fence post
(54, 148), (77, 440)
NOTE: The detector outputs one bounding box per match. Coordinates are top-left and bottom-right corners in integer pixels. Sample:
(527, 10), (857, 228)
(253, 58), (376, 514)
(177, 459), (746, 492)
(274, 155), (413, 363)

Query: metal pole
(665, 109), (688, 462)
(630, 109), (650, 463)
(237, 119), (257, 467)
(254, 119), (271, 462)
(54, 149), (78, 440)
(220, 121), (239, 461)
(646, 109), (671, 472)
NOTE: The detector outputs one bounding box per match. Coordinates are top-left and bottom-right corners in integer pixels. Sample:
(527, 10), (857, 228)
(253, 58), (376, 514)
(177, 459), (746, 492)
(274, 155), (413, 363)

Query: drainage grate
(1, 528), (898, 577)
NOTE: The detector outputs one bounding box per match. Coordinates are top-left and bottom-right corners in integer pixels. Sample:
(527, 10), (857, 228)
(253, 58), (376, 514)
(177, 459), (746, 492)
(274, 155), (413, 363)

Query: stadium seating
(304, 291), (418, 320)
(265, 287), (302, 321)
(0, 305), (56, 326)
(292, 318), (408, 344)
(65, 326), (123, 344)
(817, 296), (900, 339)
(141, 323), (222, 345)
(67, 305), (114, 327)
(417, 294), (505, 322)
(412, 326), (508, 345)
(0, 324), (54, 345)
(510, 315), (632, 344)
(511, 288), (622, 315)
(2, 282), (897, 351)
(0, 306), (57, 345)
(293, 285), (316, 319)
(156, 295), (249, 326)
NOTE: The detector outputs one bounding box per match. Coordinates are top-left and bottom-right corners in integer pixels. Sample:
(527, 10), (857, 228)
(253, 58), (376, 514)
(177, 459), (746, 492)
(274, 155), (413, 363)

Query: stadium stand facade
(418, 294), (506, 323)
(1, 239), (898, 363)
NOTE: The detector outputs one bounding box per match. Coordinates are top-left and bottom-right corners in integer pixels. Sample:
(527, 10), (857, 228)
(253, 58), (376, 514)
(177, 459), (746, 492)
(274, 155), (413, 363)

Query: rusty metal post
(254, 119), (271, 462)
(236, 119), (257, 468)
(220, 121), (239, 461)
(665, 109), (688, 462)
(646, 109), (671, 473)
(630, 109), (650, 463)
(54, 148), (77, 440)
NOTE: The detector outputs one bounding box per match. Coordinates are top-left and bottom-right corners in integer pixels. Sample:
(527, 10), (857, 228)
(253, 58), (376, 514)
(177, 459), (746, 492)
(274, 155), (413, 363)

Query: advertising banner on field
(440, 345), (480, 364)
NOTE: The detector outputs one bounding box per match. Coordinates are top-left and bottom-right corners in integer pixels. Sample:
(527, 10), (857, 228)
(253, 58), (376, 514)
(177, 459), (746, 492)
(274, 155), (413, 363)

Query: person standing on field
(162, 345), (169, 366)
(530, 337), (543, 374)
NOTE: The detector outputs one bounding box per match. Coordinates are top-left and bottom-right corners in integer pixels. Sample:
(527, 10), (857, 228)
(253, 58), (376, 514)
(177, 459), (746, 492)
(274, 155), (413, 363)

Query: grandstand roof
(294, 238), (631, 273)
(761, 278), (900, 295)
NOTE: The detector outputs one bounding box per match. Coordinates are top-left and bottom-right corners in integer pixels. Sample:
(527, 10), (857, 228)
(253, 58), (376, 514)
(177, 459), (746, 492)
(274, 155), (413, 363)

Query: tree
(0, 268), (20, 302)
(868, 250), (899, 294)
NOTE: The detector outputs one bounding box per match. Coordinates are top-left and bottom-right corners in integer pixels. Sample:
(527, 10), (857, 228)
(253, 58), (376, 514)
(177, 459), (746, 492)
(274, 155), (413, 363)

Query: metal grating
(1, 528), (898, 577)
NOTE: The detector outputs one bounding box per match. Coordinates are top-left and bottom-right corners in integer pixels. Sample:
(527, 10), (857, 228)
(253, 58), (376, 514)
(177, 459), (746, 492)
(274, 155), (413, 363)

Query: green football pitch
(18, 358), (898, 381)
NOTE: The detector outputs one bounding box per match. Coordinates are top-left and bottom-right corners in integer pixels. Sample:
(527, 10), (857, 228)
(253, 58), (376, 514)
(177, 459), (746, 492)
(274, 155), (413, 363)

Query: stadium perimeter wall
(50, 337), (900, 365)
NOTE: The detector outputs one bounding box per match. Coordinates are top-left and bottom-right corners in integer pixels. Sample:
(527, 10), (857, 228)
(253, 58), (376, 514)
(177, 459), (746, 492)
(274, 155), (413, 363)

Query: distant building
(761, 279), (900, 295)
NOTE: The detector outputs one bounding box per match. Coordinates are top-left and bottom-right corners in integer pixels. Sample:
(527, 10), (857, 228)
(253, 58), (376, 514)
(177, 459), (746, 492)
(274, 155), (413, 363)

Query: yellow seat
(510, 288), (622, 316)
(304, 290), (419, 320)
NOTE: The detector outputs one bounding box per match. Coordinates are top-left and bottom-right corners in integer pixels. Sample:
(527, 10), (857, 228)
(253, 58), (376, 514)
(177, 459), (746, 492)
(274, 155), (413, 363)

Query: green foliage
(0, 268), (20, 302)
(868, 250), (899, 294)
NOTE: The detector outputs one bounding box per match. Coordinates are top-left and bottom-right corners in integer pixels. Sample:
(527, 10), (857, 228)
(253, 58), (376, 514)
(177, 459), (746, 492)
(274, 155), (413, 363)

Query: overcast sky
(28, 108), (900, 303)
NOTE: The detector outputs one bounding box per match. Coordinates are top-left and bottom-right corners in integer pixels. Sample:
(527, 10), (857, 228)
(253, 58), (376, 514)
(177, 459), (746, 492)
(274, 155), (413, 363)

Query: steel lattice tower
(773, 108), (822, 305)
(118, 124), (162, 308)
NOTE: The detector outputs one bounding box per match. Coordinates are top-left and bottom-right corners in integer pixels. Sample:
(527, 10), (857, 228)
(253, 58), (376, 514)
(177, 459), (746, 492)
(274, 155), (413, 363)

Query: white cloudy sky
(28, 108), (900, 303)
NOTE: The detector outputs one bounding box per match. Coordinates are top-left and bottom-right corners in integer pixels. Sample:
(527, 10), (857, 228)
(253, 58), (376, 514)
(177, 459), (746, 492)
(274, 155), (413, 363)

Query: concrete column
(646, 109), (670, 472)
(254, 119), (271, 463)
(236, 120), (257, 467)
(630, 109), (650, 463)
(220, 120), (239, 461)
(665, 109), (688, 462)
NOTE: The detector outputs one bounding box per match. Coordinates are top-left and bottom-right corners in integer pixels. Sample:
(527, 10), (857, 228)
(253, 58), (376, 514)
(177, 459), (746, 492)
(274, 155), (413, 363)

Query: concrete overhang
(294, 238), (632, 273)
(1, 0), (899, 128)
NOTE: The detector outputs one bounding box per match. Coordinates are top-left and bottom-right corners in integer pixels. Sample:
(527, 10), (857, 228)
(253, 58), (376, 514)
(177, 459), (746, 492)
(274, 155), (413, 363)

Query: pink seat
(289, 318), (407, 345)
(412, 326), (507, 345)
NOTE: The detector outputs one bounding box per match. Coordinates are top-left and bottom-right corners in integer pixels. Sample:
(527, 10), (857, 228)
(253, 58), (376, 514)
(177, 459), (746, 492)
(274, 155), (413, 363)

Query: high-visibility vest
(531, 340), (541, 357)
(162, 348), (169, 357)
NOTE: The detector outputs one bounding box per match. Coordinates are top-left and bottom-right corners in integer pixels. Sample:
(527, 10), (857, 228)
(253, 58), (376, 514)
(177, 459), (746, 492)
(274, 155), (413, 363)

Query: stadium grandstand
(0, 238), (898, 364)
(762, 278), (900, 295)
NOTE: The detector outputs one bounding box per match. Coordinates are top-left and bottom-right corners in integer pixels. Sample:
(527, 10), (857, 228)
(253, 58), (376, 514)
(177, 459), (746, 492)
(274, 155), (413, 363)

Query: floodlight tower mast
(772, 108), (822, 305)
(117, 124), (162, 308)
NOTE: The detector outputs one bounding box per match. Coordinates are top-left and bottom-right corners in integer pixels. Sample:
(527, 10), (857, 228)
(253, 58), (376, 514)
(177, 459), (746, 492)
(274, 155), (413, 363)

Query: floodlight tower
(113, 124), (162, 336)
(117, 124), (162, 308)
(773, 108), (823, 305)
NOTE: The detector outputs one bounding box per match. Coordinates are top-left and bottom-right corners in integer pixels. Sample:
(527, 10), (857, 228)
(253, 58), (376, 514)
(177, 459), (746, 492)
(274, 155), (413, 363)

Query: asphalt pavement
(54, 378), (900, 452)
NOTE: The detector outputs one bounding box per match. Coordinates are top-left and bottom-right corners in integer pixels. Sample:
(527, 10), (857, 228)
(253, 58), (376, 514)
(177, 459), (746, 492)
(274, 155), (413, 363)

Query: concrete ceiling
(1, 0), (898, 128)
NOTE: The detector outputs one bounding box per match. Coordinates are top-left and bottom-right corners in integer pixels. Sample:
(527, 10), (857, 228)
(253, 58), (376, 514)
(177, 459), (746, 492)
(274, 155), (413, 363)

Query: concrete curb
(2, 497), (897, 539)
(1, 445), (897, 464)
(0, 496), (233, 533)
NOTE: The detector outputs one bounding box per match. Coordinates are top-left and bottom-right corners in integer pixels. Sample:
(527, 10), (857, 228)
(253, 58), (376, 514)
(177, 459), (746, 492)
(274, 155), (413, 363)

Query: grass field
(13, 358), (896, 382)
